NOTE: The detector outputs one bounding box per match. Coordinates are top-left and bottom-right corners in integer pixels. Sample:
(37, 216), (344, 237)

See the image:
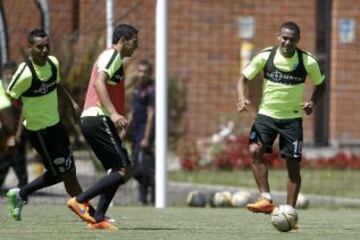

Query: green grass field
(1, 205), (360, 240)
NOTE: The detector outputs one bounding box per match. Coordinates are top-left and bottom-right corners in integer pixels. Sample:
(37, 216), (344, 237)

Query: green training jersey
(6, 56), (61, 130)
(0, 80), (11, 110)
(243, 46), (325, 119)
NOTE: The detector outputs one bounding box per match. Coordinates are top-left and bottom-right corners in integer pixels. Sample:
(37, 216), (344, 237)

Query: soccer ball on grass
(271, 204), (298, 232)
(209, 191), (232, 207)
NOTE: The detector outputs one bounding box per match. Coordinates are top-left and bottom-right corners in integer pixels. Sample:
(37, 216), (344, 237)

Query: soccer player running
(237, 21), (326, 214)
(6, 29), (85, 220)
(67, 24), (138, 230)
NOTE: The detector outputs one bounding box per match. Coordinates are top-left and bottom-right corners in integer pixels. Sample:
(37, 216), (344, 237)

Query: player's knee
(288, 172), (301, 183)
(249, 144), (263, 160)
(60, 169), (78, 182)
(111, 166), (133, 182)
(121, 165), (133, 181)
(44, 171), (62, 184)
(288, 167), (301, 182)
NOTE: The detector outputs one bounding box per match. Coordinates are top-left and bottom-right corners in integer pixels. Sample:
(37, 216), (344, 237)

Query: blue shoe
(7, 188), (25, 221)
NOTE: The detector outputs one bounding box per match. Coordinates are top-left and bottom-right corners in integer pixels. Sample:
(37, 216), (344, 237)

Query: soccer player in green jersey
(67, 24), (138, 230)
(237, 22), (326, 214)
(5, 29), (85, 221)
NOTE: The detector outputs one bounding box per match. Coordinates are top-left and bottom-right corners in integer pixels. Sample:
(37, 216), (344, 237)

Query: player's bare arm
(58, 84), (79, 111)
(14, 111), (24, 144)
(58, 84), (81, 122)
(141, 105), (155, 149)
(237, 75), (250, 112)
(95, 71), (127, 128)
(302, 81), (326, 115)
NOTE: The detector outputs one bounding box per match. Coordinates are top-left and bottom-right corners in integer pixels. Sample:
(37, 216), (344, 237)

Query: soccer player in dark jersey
(6, 29), (85, 221)
(237, 21), (326, 214)
(67, 24), (138, 230)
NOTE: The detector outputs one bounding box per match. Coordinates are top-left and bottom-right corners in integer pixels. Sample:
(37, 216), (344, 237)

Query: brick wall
(3, 0), (41, 60)
(330, 0), (360, 145)
(2, 0), (360, 146)
(166, 0), (317, 141)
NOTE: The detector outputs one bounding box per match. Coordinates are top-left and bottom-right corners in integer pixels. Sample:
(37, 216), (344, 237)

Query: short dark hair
(28, 29), (48, 44)
(138, 59), (153, 74)
(279, 21), (300, 36)
(112, 24), (138, 44)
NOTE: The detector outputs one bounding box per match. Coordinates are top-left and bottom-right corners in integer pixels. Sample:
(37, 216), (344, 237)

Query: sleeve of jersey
(304, 54), (325, 85)
(6, 63), (31, 100)
(49, 56), (61, 83)
(97, 50), (121, 81)
(242, 51), (268, 80)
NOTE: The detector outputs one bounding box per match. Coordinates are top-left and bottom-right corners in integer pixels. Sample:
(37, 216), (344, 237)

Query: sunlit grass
(1, 205), (360, 240)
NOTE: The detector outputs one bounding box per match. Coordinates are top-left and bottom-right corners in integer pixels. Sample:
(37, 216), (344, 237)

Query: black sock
(77, 172), (125, 203)
(88, 204), (96, 217)
(94, 184), (119, 222)
(20, 171), (62, 201)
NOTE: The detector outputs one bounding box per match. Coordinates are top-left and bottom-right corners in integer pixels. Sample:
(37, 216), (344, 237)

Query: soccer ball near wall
(186, 191), (207, 207)
(295, 193), (310, 209)
(230, 191), (253, 207)
(209, 191), (232, 207)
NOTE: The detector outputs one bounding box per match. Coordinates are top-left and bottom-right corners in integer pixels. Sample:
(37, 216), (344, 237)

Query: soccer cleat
(87, 220), (118, 230)
(246, 198), (276, 214)
(7, 188), (25, 221)
(67, 197), (96, 224)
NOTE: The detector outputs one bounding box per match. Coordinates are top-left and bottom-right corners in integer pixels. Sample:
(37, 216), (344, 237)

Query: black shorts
(80, 116), (131, 170)
(249, 114), (303, 160)
(26, 121), (75, 176)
